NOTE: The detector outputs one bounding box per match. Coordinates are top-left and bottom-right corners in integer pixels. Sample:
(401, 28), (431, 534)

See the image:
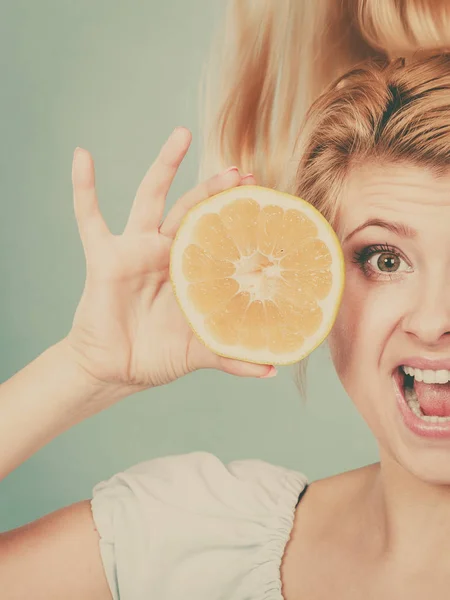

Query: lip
(393, 368), (450, 439)
(395, 357), (450, 371)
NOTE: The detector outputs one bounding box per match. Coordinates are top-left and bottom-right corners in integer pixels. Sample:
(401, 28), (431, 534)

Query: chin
(328, 334), (450, 485)
(383, 440), (450, 486)
(335, 364), (450, 486)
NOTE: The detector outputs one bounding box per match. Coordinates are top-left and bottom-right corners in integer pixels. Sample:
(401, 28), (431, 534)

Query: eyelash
(351, 243), (411, 280)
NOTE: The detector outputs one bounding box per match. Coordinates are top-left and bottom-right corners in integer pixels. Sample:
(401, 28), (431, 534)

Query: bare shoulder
(281, 463), (380, 599)
(0, 500), (112, 600)
(291, 461), (380, 536)
(306, 461), (380, 510)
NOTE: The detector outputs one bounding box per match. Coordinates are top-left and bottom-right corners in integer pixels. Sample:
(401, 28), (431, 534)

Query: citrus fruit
(169, 185), (344, 365)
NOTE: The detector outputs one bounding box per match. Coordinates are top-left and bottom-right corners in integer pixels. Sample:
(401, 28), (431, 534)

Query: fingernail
(73, 147), (84, 161)
(170, 127), (188, 141)
(224, 166), (239, 174)
(242, 173), (254, 178)
(259, 366), (277, 379)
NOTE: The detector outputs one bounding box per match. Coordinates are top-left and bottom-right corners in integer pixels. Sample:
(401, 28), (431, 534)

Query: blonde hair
(196, 0), (450, 398)
(297, 54), (450, 228)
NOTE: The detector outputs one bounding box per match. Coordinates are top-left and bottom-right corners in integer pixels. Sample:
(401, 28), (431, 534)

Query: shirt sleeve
(90, 451), (308, 600)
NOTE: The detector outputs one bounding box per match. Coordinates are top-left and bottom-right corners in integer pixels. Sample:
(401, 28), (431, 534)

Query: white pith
(170, 186), (345, 365)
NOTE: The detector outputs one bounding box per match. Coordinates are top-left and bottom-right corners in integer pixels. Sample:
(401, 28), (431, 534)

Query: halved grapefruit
(170, 185), (344, 365)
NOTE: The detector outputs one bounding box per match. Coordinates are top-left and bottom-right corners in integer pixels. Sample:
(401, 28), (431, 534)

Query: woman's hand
(65, 127), (274, 392)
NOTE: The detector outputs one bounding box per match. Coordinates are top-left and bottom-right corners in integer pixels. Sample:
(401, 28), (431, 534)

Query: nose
(402, 268), (450, 345)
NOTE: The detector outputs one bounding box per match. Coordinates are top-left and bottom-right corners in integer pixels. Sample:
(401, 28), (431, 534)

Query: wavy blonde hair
(197, 0), (450, 398)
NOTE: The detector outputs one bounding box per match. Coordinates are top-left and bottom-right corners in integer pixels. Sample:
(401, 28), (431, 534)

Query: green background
(0, 0), (377, 531)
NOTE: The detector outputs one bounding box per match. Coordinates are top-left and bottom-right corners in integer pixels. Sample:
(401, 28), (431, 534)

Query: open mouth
(399, 367), (450, 422)
(393, 366), (450, 439)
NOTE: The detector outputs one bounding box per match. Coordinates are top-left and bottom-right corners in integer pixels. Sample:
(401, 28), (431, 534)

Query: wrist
(0, 338), (139, 479)
(52, 339), (140, 415)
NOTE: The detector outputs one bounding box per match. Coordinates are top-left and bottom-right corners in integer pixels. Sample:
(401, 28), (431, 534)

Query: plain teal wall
(0, 0), (378, 531)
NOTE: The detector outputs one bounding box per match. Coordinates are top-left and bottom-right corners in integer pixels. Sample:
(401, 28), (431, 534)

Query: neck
(371, 448), (450, 568)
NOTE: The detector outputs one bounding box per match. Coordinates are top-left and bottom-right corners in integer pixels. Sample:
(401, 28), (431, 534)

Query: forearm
(0, 339), (132, 481)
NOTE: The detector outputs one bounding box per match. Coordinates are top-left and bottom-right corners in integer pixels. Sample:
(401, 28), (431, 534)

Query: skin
(282, 162), (450, 599)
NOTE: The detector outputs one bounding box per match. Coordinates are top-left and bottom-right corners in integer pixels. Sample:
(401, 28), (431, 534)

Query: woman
(3, 3), (450, 600)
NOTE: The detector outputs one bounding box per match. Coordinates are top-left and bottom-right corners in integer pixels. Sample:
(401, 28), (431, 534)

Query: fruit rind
(169, 185), (345, 365)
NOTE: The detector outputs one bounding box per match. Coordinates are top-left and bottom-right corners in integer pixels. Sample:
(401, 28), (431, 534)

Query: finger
(124, 127), (192, 235)
(187, 336), (276, 378)
(159, 166), (241, 239)
(72, 148), (110, 251)
(215, 356), (277, 379)
(239, 173), (256, 185)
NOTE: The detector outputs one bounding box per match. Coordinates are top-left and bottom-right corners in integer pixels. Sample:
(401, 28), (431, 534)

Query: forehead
(337, 163), (450, 240)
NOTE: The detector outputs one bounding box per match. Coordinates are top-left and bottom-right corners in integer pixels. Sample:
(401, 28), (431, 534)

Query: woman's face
(328, 162), (450, 483)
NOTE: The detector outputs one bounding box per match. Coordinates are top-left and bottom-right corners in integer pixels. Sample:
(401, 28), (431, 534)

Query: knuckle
(151, 179), (168, 198)
(158, 146), (181, 169)
(206, 176), (223, 196)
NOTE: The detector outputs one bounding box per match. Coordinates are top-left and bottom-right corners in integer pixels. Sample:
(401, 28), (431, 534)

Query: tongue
(414, 381), (450, 416)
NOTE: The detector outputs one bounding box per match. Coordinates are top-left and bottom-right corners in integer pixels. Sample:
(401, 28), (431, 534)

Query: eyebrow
(342, 218), (418, 244)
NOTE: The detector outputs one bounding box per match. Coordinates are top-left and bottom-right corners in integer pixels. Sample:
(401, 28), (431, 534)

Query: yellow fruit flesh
(182, 198), (333, 355)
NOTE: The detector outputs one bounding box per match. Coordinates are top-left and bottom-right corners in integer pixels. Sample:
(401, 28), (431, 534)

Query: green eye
(373, 252), (401, 272)
(352, 243), (412, 279)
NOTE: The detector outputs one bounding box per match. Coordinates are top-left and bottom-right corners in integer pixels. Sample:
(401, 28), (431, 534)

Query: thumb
(215, 356), (277, 379)
(187, 336), (277, 378)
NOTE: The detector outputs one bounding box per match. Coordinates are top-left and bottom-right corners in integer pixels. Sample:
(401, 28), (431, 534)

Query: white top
(90, 451), (308, 600)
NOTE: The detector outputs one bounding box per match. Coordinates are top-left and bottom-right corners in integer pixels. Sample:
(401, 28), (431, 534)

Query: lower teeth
(404, 385), (450, 423)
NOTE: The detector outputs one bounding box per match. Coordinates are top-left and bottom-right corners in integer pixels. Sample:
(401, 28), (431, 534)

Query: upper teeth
(402, 365), (450, 384)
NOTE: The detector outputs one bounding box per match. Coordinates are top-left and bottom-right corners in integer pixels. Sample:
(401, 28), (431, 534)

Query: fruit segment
(192, 213), (240, 261)
(274, 296), (323, 338)
(182, 244), (236, 282)
(220, 198), (259, 256)
(264, 300), (306, 353)
(187, 278), (239, 313)
(274, 278), (315, 308)
(281, 269), (332, 300)
(272, 209), (318, 258)
(205, 292), (251, 344)
(279, 238), (332, 270)
(270, 328), (306, 353)
(239, 300), (267, 349)
(257, 205), (284, 255)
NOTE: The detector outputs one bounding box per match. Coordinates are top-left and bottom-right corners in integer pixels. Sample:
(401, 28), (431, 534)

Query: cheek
(328, 269), (396, 389)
